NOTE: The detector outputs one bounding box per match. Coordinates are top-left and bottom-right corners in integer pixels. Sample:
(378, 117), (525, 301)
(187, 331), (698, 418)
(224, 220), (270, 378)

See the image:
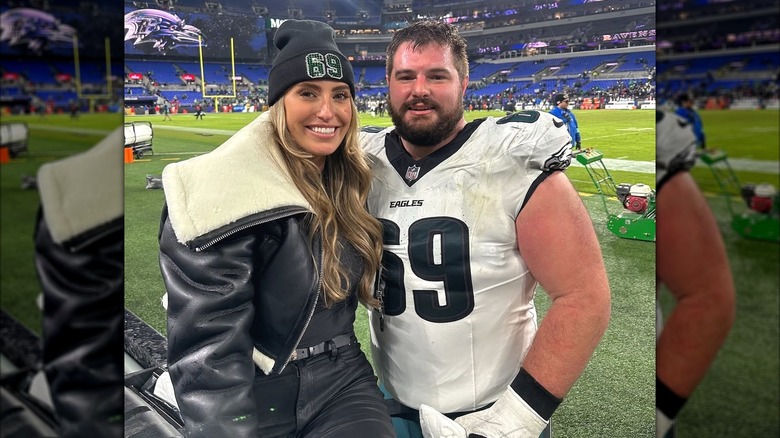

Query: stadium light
(155, 0), (174, 9)
(204, 1), (222, 13)
(324, 9), (335, 22)
(288, 7), (302, 19)
(252, 5), (268, 16)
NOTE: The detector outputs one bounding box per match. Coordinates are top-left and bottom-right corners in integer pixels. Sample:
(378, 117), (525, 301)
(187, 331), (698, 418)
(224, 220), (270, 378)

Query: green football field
(659, 110), (779, 437)
(1, 108), (776, 437)
(121, 109), (657, 437)
(0, 113), (123, 334)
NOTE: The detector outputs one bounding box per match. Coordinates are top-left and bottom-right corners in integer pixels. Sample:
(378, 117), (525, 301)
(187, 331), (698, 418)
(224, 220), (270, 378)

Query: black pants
(254, 342), (394, 437)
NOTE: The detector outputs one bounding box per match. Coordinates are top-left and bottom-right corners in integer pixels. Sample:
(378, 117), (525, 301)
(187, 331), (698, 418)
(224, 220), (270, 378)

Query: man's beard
(387, 95), (463, 147)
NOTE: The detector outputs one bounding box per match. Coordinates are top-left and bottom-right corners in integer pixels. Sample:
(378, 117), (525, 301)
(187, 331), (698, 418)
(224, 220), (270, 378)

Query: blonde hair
(267, 98), (383, 309)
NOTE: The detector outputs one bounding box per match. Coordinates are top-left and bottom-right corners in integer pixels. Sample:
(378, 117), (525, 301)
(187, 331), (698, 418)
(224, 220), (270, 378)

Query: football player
(655, 110), (735, 437)
(361, 20), (611, 438)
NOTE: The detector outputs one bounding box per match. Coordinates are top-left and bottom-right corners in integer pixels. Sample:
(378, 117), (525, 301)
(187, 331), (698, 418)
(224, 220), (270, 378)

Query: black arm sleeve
(159, 210), (260, 438)
(34, 209), (124, 438)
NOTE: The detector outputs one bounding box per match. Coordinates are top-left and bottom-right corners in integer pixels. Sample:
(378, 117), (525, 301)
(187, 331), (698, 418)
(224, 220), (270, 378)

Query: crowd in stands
(389, 0), (652, 32)
(464, 76), (655, 111)
(657, 0), (777, 23)
(656, 0), (779, 108)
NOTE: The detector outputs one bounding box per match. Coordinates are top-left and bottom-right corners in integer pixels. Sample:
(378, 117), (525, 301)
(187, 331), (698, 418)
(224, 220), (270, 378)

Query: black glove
(576, 141), (582, 150)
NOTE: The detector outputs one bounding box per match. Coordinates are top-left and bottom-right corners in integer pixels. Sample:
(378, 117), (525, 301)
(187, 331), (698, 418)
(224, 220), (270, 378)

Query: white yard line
(572, 158), (656, 174)
(147, 124), (236, 136)
(694, 158), (779, 174)
(149, 125), (778, 176)
(22, 124), (114, 135)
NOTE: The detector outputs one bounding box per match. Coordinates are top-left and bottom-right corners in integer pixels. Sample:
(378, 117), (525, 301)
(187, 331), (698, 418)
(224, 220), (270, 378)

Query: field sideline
(123, 108), (657, 437)
(1, 108), (776, 436)
(660, 109), (779, 437)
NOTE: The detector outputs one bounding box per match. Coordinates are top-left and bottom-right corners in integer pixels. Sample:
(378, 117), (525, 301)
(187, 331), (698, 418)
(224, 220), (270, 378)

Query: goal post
(198, 35), (238, 103)
(72, 35), (114, 111)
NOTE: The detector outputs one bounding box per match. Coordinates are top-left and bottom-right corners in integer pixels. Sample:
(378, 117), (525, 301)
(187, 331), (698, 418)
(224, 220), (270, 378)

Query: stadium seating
(507, 60), (554, 78)
(362, 67), (386, 85)
(469, 62), (516, 81)
(556, 54), (617, 76)
(610, 52), (652, 73)
(5, 59), (57, 85)
(126, 61), (183, 86)
(237, 65), (270, 84)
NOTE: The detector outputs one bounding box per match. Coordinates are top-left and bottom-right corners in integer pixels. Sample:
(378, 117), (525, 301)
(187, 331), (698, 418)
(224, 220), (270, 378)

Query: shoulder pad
(497, 110), (541, 125)
(361, 125), (385, 133)
(656, 110), (697, 189)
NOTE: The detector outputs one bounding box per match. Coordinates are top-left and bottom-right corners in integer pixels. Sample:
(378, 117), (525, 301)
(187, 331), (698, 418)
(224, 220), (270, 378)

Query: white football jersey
(656, 110), (697, 191)
(362, 111), (572, 413)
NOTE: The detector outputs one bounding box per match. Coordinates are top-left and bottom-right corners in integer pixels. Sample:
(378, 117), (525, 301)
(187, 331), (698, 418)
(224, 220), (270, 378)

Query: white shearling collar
(162, 111), (311, 244)
(36, 127), (124, 245)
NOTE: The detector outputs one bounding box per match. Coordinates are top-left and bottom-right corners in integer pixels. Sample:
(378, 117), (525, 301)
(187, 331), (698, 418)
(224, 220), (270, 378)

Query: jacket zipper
(278, 233), (324, 372)
(65, 218), (123, 253)
(192, 207), (309, 252)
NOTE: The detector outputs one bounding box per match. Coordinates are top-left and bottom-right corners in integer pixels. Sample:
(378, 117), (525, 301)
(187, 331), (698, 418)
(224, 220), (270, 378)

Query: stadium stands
(361, 66), (386, 85)
(469, 62), (515, 81)
(117, 0), (657, 113)
(126, 61), (184, 86)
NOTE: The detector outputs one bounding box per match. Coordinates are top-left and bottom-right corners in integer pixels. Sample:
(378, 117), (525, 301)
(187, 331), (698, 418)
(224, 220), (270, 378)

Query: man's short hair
(385, 20), (469, 82)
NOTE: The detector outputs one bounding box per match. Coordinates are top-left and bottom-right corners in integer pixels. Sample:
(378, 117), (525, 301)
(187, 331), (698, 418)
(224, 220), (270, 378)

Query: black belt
(292, 333), (355, 361)
(383, 398), (493, 422)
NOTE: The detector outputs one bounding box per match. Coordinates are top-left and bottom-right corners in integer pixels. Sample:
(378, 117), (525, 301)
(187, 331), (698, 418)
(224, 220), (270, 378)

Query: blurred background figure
(673, 94), (705, 149)
(549, 93), (582, 153)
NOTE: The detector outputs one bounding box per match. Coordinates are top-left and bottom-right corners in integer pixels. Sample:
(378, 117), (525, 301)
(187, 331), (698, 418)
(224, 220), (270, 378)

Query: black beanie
(553, 94), (568, 105)
(267, 20), (355, 106)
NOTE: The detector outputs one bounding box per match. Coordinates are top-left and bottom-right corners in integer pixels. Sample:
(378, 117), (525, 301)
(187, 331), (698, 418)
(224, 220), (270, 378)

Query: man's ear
(461, 76), (469, 95)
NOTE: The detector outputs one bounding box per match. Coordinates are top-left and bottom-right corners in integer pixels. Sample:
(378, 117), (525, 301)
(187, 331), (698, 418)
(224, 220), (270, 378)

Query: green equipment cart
(575, 148), (656, 242)
(699, 149), (779, 242)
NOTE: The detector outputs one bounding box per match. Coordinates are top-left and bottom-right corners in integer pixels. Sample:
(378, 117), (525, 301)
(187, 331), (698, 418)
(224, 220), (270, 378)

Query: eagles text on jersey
(359, 111), (572, 412)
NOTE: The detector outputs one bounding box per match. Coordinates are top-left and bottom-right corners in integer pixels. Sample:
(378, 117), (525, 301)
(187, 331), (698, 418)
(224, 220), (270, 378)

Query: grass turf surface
(124, 109), (656, 436)
(659, 110), (779, 437)
(2, 108), (775, 436)
(0, 113), (123, 335)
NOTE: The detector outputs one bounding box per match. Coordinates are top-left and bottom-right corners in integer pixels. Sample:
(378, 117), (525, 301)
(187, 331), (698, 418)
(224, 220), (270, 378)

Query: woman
(158, 20), (394, 437)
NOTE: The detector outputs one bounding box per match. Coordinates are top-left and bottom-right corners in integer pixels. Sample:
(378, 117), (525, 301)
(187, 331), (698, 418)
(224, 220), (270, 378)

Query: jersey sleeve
(492, 111), (573, 215)
(507, 111), (573, 173)
(656, 110), (697, 192)
(359, 126), (391, 153)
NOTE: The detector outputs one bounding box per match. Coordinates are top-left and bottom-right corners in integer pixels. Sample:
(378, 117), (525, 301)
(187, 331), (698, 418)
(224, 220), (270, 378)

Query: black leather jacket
(34, 128), (124, 438)
(158, 112), (324, 437)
